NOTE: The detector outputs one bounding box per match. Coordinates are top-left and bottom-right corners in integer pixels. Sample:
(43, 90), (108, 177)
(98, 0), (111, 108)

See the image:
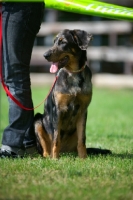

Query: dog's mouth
(50, 56), (69, 73)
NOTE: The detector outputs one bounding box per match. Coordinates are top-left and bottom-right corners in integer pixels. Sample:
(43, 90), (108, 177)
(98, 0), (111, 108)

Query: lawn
(0, 85), (133, 200)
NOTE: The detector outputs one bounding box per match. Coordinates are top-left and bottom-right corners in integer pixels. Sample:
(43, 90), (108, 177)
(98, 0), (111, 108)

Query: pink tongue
(50, 63), (58, 73)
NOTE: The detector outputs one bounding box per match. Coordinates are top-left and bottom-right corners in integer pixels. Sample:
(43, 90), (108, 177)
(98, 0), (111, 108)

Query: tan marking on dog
(77, 93), (92, 108)
(76, 114), (87, 158)
(66, 54), (79, 71)
(71, 48), (76, 53)
(57, 52), (79, 71)
(35, 123), (51, 158)
(52, 130), (61, 159)
(76, 94), (92, 158)
(54, 92), (74, 111)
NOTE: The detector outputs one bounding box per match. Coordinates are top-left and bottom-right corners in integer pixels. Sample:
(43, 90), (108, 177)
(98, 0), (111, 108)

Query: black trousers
(2, 3), (44, 151)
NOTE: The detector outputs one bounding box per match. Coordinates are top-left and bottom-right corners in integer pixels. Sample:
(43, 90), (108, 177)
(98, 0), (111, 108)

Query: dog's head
(43, 29), (92, 73)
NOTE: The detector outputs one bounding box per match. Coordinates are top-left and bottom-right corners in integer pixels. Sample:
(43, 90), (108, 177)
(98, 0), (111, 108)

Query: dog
(34, 29), (111, 158)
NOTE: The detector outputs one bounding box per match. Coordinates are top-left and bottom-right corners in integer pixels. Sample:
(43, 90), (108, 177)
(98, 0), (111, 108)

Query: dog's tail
(86, 147), (112, 155)
(34, 113), (43, 121)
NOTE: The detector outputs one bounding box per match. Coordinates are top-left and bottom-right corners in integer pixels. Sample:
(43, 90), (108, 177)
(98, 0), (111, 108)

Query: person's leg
(1, 2), (44, 157)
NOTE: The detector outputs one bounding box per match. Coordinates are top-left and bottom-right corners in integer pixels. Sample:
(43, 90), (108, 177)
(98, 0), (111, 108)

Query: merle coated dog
(34, 29), (111, 159)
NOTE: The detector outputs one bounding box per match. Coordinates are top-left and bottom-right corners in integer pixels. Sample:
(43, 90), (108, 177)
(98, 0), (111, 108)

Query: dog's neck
(65, 65), (86, 73)
(65, 51), (87, 73)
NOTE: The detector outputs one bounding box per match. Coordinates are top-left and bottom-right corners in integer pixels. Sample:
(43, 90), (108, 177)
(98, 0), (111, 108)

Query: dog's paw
(43, 151), (50, 158)
(78, 145), (87, 158)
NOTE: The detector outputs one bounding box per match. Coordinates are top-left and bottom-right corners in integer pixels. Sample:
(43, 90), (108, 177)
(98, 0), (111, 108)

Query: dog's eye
(58, 38), (67, 45)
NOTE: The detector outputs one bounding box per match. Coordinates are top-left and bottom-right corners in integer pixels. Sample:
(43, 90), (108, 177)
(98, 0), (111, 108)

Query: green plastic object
(45, 0), (133, 21)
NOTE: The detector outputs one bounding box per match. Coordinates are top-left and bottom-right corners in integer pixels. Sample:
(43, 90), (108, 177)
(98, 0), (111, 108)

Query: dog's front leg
(52, 115), (61, 159)
(52, 130), (60, 159)
(76, 112), (87, 158)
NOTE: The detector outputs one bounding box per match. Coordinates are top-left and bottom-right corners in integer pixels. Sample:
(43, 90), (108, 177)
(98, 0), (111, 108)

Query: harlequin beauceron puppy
(34, 29), (111, 158)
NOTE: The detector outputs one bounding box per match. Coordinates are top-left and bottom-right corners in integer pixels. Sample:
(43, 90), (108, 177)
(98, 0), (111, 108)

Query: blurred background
(30, 0), (133, 88)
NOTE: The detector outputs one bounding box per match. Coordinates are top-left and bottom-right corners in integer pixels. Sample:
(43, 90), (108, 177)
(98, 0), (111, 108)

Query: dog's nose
(43, 51), (51, 59)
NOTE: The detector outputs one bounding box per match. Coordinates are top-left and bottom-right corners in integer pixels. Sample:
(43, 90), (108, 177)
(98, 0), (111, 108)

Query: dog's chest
(53, 68), (92, 120)
(66, 75), (81, 95)
(55, 69), (92, 95)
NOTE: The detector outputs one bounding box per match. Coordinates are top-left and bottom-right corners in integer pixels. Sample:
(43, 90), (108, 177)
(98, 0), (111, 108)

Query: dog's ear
(71, 29), (92, 50)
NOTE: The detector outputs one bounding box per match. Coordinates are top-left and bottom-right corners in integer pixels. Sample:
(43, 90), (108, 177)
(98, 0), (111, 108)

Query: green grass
(0, 85), (133, 200)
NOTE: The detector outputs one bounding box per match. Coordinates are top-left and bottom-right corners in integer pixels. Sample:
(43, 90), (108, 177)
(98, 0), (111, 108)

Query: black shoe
(0, 148), (23, 158)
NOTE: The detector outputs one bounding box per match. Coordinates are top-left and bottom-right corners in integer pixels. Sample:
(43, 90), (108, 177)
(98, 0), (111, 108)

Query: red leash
(0, 7), (57, 110)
